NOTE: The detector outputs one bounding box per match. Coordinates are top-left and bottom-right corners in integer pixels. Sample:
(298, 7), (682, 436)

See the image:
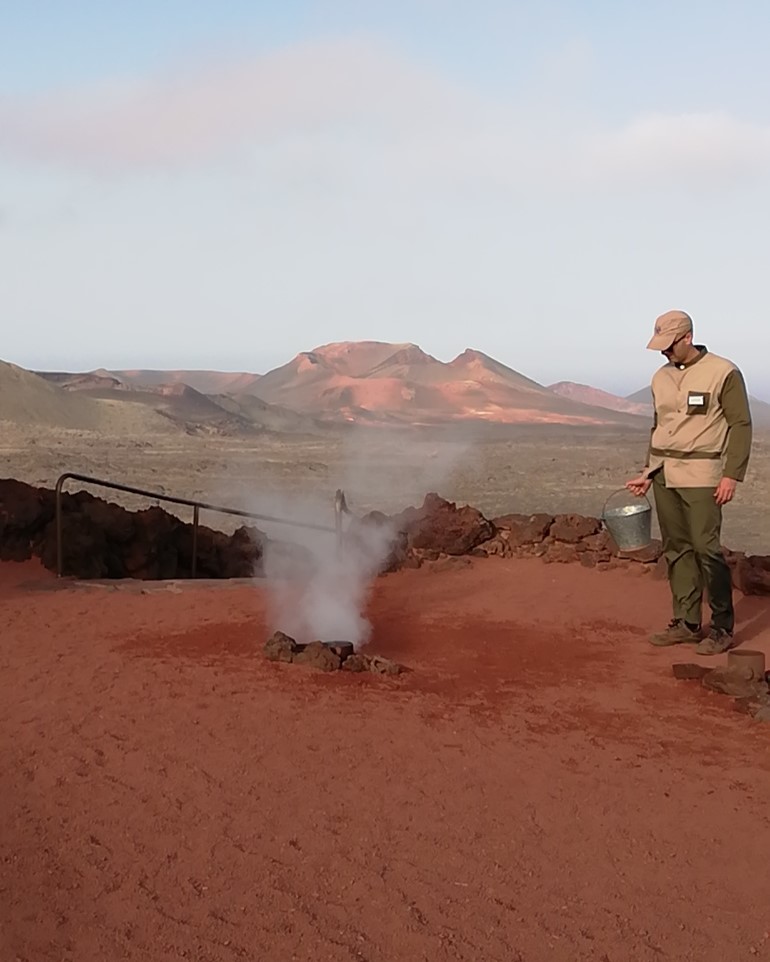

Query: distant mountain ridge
(25, 340), (770, 433)
(247, 341), (646, 426)
(549, 381), (652, 417)
(112, 369), (263, 395)
(24, 365), (325, 436)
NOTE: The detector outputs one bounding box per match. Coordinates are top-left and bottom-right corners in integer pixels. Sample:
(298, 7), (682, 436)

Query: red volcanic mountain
(14, 342), (663, 431)
(251, 341), (646, 426)
(549, 381), (652, 417)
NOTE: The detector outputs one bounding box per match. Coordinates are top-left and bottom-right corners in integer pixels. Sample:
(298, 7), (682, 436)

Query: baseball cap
(646, 310), (693, 351)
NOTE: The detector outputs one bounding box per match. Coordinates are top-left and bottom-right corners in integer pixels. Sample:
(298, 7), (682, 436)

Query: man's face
(662, 332), (692, 363)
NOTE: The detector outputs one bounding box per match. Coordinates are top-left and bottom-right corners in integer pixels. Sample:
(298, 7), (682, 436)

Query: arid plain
(2, 419), (769, 554)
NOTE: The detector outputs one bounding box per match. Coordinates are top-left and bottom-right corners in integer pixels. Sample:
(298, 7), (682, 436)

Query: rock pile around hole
(263, 631), (405, 675)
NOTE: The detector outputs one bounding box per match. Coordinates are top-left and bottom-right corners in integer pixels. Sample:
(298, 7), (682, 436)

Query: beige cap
(647, 310), (693, 351)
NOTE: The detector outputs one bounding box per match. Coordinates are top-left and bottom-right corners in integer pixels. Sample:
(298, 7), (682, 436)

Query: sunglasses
(662, 333), (689, 353)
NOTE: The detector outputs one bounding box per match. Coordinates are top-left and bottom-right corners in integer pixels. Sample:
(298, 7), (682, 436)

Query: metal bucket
(601, 489), (652, 551)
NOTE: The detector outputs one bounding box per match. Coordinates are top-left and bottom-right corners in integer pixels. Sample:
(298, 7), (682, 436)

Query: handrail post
(55, 473), (69, 578)
(191, 505), (199, 578)
(334, 489), (347, 558)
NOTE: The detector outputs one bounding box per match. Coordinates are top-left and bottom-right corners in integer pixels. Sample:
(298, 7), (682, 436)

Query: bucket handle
(601, 487), (651, 518)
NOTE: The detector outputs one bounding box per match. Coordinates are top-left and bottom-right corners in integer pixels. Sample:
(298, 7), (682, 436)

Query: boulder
(550, 514), (601, 543)
(39, 511), (109, 579)
(0, 479), (55, 561)
(492, 513), (553, 546)
(733, 555), (770, 596)
(352, 511), (406, 574)
(341, 653), (369, 673)
(542, 542), (581, 564)
(367, 655), (404, 676)
(672, 663), (711, 681)
(580, 530), (618, 559)
(264, 631), (300, 663)
(394, 493), (493, 556)
(293, 641), (341, 672)
(472, 535), (509, 558)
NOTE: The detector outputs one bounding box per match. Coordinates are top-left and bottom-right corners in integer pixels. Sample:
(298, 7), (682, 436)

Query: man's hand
(625, 475), (652, 498)
(714, 477), (738, 505)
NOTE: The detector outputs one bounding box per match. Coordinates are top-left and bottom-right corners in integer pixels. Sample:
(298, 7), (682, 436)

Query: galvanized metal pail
(601, 489), (652, 551)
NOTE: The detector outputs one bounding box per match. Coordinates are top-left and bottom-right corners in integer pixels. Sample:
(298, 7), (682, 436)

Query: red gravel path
(2, 557), (770, 962)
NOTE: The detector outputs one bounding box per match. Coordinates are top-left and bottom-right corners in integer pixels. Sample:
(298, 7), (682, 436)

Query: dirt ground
(2, 422), (769, 553)
(2, 556), (770, 962)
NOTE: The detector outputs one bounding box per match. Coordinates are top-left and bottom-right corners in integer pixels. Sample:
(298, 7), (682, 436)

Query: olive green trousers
(652, 470), (734, 631)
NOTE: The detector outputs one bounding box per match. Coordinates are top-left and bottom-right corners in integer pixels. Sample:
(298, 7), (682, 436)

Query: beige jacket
(644, 348), (752, 488)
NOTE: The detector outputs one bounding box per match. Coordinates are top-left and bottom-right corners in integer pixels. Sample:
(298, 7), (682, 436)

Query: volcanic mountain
(251, 341), (646, 426)
(549, 382), (652, 417)
(8, 342), (663, 432)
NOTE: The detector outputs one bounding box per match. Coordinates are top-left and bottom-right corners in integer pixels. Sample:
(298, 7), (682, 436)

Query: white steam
(261, 505), (395, 648)
(246, 428), (476, 649)
(243, 487), (394, 649)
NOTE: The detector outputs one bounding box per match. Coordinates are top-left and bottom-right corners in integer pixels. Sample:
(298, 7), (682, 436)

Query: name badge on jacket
(686, 391), (710, 414)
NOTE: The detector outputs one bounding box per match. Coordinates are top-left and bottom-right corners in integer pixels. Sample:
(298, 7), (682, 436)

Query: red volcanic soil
(2, 558), (770, 961)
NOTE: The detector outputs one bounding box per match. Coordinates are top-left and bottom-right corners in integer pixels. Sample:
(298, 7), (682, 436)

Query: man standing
(626, 310), (752, 654)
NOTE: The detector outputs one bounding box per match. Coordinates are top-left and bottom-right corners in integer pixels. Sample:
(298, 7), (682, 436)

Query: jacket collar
(671, 345), (708, 371)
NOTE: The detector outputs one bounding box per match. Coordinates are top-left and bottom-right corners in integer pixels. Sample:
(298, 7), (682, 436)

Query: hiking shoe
(649, 619), (702, 647)
(695, 627), (735, 656)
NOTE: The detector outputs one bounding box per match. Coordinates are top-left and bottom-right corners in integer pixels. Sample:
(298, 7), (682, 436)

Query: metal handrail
(55, 472), (343, 578)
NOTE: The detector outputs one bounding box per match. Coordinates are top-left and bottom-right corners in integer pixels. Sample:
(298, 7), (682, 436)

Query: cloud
(1, 35), (769, 194)
(581, 111), (770, 186)
(0, 37), (473, 171)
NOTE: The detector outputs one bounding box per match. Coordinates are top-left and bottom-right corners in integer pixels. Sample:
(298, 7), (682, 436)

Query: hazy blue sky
(1, 1), (769, 396)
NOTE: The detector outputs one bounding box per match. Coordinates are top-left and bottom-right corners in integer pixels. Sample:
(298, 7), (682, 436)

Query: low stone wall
(370, 492), (770, 597)
(1, 479), (769, 595)
(0, 478), (263, 579)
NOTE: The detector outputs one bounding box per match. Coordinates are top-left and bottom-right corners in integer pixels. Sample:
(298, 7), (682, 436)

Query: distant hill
(251, 341), (647, 427)
(0, 359), (105, 430)
(37, 371), (127, 392)
(112, 369), (263, 395)
(210, 393), (327, 435)
(627, 385), (770, 427)
(549, 381), (651, 417)
(33, 367), (328, 436)
(79, 382), (259, 436)
(1, 359), (183, 435)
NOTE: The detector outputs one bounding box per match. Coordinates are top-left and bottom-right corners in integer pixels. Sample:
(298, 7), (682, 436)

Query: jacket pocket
(686, 390), (711, 415)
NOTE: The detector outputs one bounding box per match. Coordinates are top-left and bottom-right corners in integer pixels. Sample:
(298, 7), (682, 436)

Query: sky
(1, 0), (769, 397)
